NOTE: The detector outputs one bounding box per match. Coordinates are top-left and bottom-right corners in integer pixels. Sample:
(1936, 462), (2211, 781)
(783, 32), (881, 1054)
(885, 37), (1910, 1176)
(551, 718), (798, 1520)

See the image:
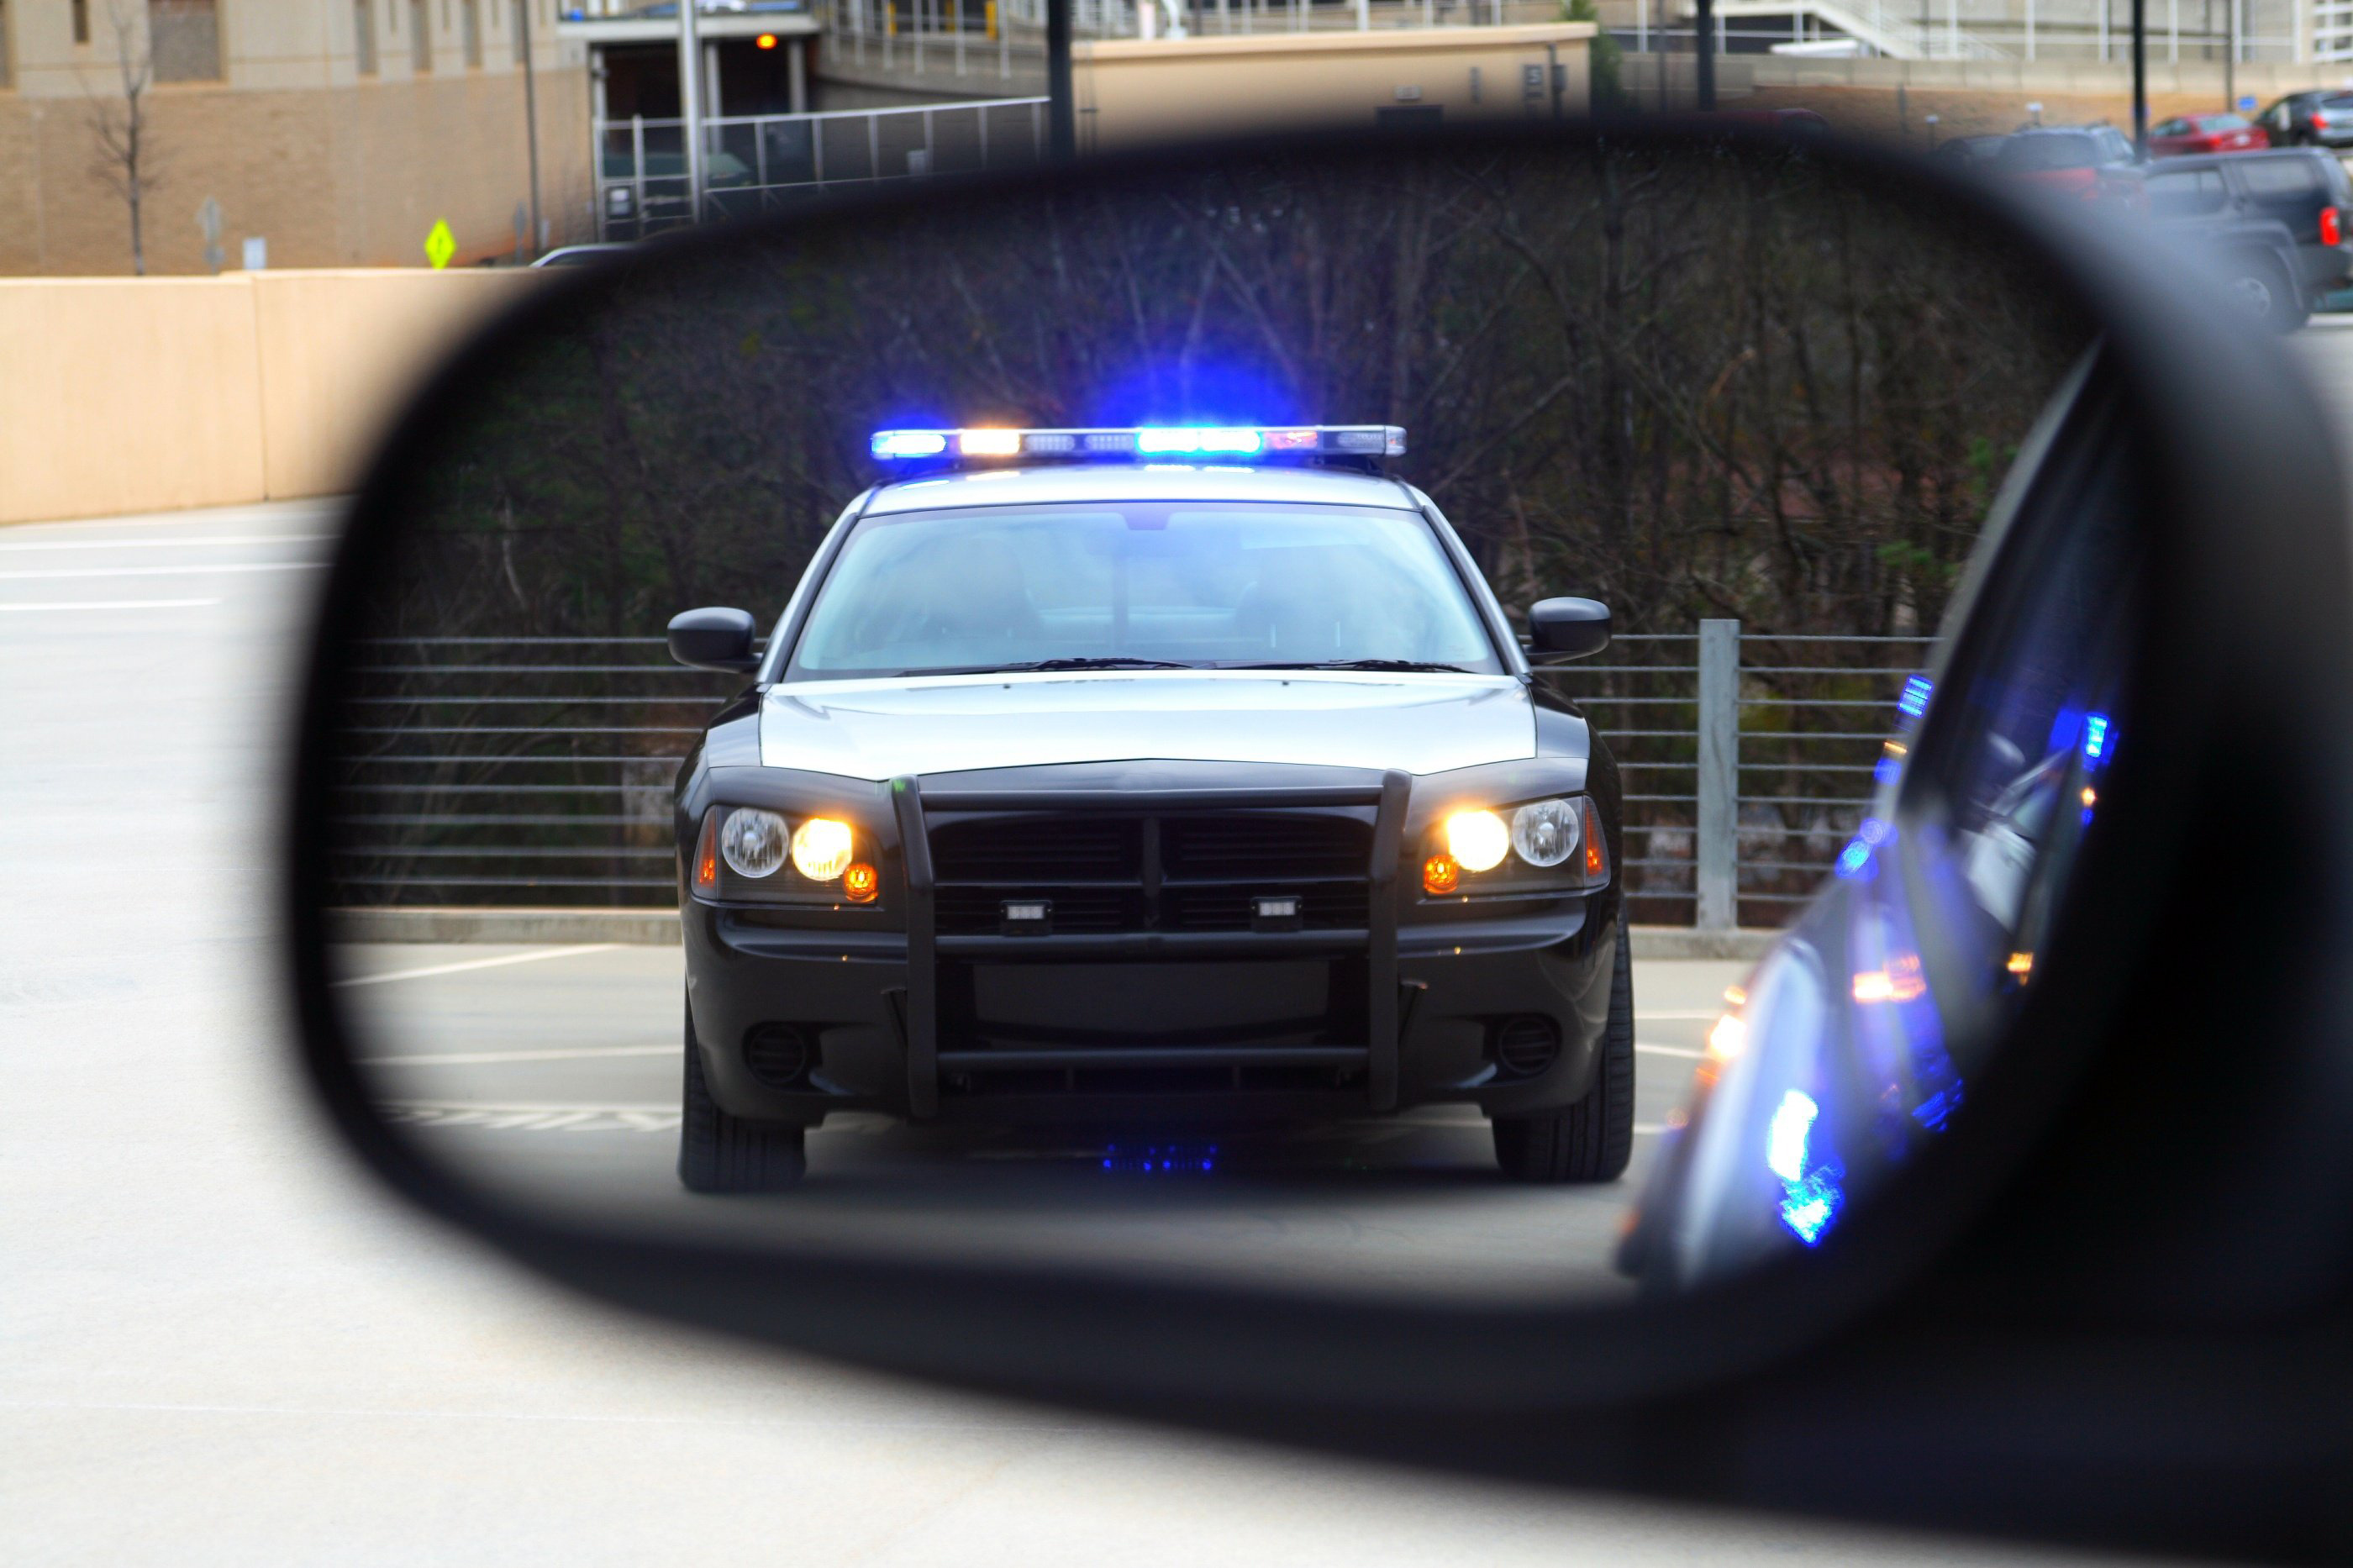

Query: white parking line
(0, 598), (220, 612)
(0, 535), (332, 552)
(0, 561), (324, 581)
(382, 1101), (680, 1133)
(333, 944), (625, 988)
(365, 1044), (675, 1066)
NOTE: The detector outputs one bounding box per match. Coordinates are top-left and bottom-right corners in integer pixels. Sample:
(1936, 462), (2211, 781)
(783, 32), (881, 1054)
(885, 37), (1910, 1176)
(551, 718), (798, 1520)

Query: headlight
(1421, 794), (1608, 897)
(790, 817), (855, 881)
(1444, 809), (1511, 872)
(1509, 798), (1580, 867)
(720, 808), (788, 877)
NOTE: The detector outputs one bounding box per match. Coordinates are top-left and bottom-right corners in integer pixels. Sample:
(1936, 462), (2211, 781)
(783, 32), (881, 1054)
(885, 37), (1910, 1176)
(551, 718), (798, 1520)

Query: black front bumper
(685, 776), (1616, 1128)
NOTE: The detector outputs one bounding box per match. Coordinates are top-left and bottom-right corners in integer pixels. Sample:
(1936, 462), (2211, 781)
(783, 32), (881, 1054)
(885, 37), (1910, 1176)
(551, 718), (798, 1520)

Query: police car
(666, 424), (1629, 1192)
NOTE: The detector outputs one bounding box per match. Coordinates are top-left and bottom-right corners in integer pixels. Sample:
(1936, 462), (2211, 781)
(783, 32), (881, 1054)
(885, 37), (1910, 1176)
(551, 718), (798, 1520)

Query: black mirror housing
(1529, 597), (1611, 660)
(668, 607), (759, 673)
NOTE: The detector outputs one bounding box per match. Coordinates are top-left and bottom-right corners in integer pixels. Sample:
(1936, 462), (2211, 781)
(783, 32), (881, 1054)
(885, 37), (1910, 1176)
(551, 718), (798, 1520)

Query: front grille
(1162, 813), (1368, 879)
(1161, 884), (1371, 931)
(927, 808), (1375, 936)
(935, 885), (1137, 934)
(930, 816), (1139, 881)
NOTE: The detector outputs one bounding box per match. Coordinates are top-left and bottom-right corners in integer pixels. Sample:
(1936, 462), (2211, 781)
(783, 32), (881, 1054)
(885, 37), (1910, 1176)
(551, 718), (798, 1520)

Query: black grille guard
(889, 772), (1413, 1117)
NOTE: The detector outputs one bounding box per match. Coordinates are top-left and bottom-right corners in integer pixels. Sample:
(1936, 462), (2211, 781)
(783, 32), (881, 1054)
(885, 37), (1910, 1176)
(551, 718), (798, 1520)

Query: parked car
(1929, 133), (2007, 172)
(2135, 148), (2353, 324)
(2255, 88), (2353, 147)
(1986, 125), (2139, 201)
(2148, 112), (2269, 156)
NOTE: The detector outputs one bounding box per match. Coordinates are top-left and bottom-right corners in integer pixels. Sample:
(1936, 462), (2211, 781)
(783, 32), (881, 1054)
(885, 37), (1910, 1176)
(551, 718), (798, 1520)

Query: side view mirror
(667, 606), (759, 673)
(284, 122), (2353, 1559)
(1529, 597), (1611, 660)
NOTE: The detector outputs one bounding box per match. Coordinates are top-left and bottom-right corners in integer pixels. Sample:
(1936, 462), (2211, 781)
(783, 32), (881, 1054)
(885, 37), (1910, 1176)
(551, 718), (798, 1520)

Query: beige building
(0, 0), (595, 274)
(1075, 24), (1595, 150)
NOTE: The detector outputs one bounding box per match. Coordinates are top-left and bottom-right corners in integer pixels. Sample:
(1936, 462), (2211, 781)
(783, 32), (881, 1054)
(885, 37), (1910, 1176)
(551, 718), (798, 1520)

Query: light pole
(2131, 0), (2149, 155)
(1049, 0), (1074, 157)
(519, 0), (543, 254)
(1695, 0), (1715, 110)
(677, 0), (705, 219)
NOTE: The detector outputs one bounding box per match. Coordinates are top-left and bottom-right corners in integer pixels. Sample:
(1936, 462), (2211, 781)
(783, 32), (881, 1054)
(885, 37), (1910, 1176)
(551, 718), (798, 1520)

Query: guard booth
(561, 1), (822, 236)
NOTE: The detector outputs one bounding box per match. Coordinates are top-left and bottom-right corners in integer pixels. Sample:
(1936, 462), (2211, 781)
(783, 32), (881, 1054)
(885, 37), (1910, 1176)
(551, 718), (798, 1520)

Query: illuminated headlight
(790, 817), (855, 881)
(719, 808), (789, 878)
(1445, 809), (1511, 873)
(1509, 798), (1580, 867)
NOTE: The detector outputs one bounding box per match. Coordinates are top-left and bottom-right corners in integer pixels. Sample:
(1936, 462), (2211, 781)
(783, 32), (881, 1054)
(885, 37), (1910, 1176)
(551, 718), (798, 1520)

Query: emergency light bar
(868, 424), (1407, 463)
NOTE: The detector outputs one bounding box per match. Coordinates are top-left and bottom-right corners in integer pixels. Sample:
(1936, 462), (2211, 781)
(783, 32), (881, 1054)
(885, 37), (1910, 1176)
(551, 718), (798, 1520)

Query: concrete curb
(329, 907), (683, 946)
(328, 906), (1779, 960)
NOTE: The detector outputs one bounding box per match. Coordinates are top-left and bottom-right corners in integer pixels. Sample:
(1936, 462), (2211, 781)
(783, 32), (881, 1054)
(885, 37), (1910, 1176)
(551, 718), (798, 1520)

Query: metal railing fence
(820, 0), (1559, 53)
(1606, 17), (2298, 60)
(329, 618), (1927, 928)
(595, 97), (1049, 240)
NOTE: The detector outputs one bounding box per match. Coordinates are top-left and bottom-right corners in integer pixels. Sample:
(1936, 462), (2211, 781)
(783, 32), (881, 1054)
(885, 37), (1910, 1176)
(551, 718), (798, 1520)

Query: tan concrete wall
(251, 268), (539, 497)
(1, 277), (268, 522)
(1, 268), (538, 524)
(1073, 24), (1593, 150)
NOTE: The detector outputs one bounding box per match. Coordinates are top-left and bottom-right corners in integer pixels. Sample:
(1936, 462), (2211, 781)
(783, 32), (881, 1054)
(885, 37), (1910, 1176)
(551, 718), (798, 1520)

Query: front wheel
(679, 997), (807, 1192)
(1491, 920), (1635, 1184)
(2227, 255), (2307, 332)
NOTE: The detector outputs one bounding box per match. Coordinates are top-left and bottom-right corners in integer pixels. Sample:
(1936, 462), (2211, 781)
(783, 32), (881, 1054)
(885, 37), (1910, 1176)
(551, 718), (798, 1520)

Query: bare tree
(87, 0), (160, 275)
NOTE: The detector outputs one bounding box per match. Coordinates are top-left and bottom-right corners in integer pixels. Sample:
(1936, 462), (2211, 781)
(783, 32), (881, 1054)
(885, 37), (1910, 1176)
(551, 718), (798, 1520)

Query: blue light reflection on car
(1834, 817), (1893, 881)
(1102, 1143), (1218, 1173)
(1766, 1089), (1846, 1246)
(1898, 674), (1935, 718)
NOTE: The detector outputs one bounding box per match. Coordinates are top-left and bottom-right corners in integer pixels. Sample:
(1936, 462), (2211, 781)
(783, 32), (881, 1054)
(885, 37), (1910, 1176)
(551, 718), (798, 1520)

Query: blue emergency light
(867, 424), (1407, 464)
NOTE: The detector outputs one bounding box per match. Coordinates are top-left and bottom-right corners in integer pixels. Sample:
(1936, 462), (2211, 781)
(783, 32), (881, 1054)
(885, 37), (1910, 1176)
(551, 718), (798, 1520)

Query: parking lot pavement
(1, 499), (2187, 1565)
(332, 941), (1743, 1300)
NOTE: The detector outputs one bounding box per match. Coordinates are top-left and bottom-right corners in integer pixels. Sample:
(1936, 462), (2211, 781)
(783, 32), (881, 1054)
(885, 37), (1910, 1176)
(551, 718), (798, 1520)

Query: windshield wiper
(1232, 658), (1471, 673)
(926, 657), (1202, 675)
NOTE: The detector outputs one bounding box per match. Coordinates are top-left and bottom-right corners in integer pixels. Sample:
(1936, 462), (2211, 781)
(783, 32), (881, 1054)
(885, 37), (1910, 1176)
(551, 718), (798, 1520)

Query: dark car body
(1986, 125), (2138, 200)
(2148, 112), (2269, 157)
(1928, 133), (2006, 173)
(671, 461), (1625, 1146)
(1620, 358), (2137, 1290)
(2139, 147), (2353, 301)
(2256, 88), (2353, 147)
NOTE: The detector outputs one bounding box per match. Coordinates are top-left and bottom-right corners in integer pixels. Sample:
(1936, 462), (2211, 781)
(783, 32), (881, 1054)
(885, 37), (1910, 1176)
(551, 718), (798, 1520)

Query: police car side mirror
(1528, 597), (1610, 660)
(666, 606), (760, 674)
(281, 122), (2353, 1560)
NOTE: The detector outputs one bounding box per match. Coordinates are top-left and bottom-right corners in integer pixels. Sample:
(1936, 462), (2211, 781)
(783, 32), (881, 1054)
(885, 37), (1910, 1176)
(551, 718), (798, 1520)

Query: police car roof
(863, 460), (1419, 515)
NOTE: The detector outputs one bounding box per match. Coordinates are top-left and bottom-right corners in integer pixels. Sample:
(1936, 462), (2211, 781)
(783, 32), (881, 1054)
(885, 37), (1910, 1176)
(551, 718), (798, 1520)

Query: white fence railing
(594, 97), (1049, 239)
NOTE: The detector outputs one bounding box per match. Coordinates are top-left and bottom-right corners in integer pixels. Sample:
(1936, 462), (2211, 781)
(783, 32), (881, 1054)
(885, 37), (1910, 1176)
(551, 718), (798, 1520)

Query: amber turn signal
(842, 861), (879, 903)
(1422, 854), (1460, 896)
(693, 811), (720, 893)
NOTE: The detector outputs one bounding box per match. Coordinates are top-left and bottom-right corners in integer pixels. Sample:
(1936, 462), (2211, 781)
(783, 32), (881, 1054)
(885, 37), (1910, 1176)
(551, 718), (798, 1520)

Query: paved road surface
(334, 939), (1736, 1300)
(15, 404), (2298, 1563)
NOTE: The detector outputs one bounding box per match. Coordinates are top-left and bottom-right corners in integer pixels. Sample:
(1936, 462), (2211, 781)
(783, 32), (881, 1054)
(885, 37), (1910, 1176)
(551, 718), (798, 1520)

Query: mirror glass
(315, 134), (2098, 1303)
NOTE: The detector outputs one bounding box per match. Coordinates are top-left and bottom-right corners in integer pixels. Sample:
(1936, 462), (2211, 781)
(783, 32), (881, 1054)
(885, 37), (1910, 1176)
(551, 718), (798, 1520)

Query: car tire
(679, 997), (807, 1192)
(1491, 919), (1634, 1184)
(2225, 256), (2303, 332)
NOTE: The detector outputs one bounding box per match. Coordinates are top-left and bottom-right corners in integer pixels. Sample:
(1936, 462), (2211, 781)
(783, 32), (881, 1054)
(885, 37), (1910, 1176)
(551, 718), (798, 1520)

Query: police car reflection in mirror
(666, 423), (1631, 1193)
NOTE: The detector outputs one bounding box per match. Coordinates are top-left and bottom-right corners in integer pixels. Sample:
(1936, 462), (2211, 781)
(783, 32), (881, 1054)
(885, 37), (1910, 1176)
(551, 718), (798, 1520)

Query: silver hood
(757, 671), (1535, 781)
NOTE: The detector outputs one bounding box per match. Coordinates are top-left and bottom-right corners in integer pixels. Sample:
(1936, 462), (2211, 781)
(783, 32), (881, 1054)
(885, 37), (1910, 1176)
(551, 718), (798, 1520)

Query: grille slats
(928, 808), (1373, 936)
(1163, 814), (1369, 880)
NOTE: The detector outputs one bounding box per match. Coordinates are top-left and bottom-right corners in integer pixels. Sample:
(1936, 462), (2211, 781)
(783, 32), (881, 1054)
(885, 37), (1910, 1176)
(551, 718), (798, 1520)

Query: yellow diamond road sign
(424, 219), (455, 271)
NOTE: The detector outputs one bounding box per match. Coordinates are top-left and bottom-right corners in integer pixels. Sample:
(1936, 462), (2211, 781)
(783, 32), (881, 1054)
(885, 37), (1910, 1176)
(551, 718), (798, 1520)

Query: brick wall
(0, 70), (593, 275)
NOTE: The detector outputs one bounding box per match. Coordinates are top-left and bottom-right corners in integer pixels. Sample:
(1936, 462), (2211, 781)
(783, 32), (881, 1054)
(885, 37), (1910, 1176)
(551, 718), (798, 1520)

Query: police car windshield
(786, 502), (1504, 680)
